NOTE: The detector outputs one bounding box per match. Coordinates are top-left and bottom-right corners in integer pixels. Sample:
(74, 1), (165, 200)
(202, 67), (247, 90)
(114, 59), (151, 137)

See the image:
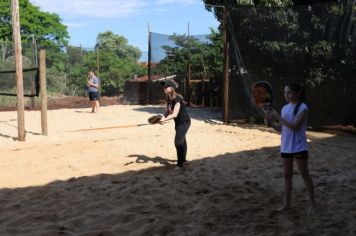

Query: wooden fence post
(39, 49), (48, 135)
(12, 0), (25, 141)
(223, 7), (230, 124)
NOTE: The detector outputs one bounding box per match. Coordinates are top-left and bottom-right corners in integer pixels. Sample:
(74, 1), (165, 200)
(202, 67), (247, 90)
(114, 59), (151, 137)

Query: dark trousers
(175, 121), (191, 167)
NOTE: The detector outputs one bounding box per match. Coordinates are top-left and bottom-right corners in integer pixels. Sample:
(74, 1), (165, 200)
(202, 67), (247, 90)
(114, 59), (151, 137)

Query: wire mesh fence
(0, 41), (39, 97)
(127, 31), (223, 106)
(227, 0), (356, 126)
(1, 0), (355, 127)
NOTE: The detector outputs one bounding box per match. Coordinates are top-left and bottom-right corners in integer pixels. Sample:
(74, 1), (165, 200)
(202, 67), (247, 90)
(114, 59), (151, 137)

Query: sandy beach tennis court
(0, 105), (355, 235)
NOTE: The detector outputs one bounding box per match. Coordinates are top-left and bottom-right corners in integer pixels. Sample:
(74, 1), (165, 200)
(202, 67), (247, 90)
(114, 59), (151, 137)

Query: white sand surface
(0, 105), (355, 235)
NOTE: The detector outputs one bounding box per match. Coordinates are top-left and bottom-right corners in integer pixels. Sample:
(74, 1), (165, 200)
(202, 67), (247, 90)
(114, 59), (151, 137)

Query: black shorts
(281, 150), (308, 159)
(89, 91), (99, 101)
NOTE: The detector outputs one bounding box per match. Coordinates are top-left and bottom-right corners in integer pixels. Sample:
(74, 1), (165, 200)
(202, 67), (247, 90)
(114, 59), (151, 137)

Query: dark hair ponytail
(286, 82), (306, 116)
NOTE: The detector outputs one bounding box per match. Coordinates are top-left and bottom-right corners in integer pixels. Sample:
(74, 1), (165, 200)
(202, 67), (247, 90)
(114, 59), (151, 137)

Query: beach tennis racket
(148, 114), (163, 124)
(252, 81), (274, 126)
(252, 81), (273, 114)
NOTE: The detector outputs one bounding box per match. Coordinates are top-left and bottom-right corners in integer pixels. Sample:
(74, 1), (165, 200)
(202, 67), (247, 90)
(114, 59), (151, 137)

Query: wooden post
(223, 7), (230, 124)
(201, 57), (207, 108)
(187, 22), (191, 106)
(223, 43), (230, 124)
(39, 49), (48, 136)
(30, 35), (36, 108)
(12, 0), (25, 141)
(96, 48), (100, 76)
(95, 48), (101, 96)
(147, 27), (152, 104)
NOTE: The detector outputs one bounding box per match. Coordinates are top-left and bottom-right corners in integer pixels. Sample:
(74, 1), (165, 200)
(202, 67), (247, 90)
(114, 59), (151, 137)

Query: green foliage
(0, 0), (70, 96)
(0, 0), (69, 46)
(153, 28), (223, 82)
(61, 31), (145, 96)
(92, 31), (145, 95)
(203, 0), (294, 25)
(96, 31), (141, 61)
(206, 0), (355, 89)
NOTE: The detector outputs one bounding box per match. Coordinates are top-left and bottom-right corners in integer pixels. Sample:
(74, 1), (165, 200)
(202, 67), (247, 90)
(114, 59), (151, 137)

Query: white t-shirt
(280, 103), (308, 153)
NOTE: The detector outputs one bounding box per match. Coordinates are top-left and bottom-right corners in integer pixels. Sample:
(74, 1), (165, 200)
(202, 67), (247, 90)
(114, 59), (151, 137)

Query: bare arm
(272, 109), (308, 131)
(88, 81), (98, 88)
(87, 78), (99, 88)
(265, 110), (281, 132)
(160, 102), (180, 123)
(269, 120), (282, 132)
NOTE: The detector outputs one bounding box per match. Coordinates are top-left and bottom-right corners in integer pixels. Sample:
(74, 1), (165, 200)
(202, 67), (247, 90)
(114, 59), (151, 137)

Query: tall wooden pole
(147, 22), (152, 104)
(187, 22), (191, 105)
(30, 34), (36, 108)
(39, 50), (48, 136)
(12, 0), (25, 141)
(96, 48), (100, 76)
(201, 56), (206, 108)
(223, 7), (230, 124)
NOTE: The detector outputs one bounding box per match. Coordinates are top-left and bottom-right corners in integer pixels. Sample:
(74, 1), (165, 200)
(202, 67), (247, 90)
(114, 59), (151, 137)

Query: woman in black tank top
(159, 80), (191, 169)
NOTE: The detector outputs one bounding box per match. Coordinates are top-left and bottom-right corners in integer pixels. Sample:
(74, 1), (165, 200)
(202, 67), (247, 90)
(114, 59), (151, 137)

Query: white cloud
(30, 0), (147, 19)
(29, 0), (199, 19)
(64, 21), (93, 29)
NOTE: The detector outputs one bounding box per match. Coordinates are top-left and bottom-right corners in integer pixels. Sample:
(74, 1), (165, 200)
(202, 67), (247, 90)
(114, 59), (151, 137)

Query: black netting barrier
(0, 42), (39, 97)
(124, 31), (222, 106)
(228, 0), (356, 126)
(0, 68), (39, 97)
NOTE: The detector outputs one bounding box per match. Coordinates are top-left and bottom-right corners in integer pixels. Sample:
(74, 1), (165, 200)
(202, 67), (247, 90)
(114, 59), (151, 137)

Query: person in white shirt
(266, 82), (316, 215)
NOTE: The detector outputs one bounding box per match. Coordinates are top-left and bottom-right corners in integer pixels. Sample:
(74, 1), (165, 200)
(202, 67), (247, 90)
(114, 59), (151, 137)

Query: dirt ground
(0, 96), (123, 112)
(0, 103), (355, 235)
(1, 95), (354, 134)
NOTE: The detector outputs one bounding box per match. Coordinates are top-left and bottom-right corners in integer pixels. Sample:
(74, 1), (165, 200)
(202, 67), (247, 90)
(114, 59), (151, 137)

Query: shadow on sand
(133, 106), (223, 125)
(1, 133), (355, 235)
(0, 120), (41, 140)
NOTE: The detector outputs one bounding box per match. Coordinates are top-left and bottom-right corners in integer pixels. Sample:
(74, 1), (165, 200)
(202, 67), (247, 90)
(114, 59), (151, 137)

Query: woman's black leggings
(174, 121), (191, 167)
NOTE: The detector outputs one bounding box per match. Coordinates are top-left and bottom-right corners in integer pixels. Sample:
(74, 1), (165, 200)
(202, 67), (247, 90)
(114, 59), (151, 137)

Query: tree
(153, 29), (223, 81)
(0, 0), (69, 69)
(95, 31), (141, 61)
(79, 31), (145, 95)
(202, 0), (355, 125)
(0, 0), (69, 46)
(203, 0), (355, 87)
(0, 0), (70, 96)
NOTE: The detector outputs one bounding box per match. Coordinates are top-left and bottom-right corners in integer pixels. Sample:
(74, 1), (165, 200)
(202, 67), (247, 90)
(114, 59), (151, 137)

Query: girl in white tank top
(266, 83), (316, 215)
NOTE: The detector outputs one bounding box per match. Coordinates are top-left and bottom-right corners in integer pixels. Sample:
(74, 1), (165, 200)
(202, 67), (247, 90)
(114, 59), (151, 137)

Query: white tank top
(280, 103), (308, 153)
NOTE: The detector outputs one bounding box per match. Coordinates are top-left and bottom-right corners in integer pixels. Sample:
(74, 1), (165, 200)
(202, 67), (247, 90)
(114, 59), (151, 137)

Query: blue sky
(30, 0), (220, 52)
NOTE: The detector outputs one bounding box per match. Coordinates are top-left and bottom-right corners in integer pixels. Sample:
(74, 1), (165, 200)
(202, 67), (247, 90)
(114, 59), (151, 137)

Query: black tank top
(167, 94), (190, 125)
